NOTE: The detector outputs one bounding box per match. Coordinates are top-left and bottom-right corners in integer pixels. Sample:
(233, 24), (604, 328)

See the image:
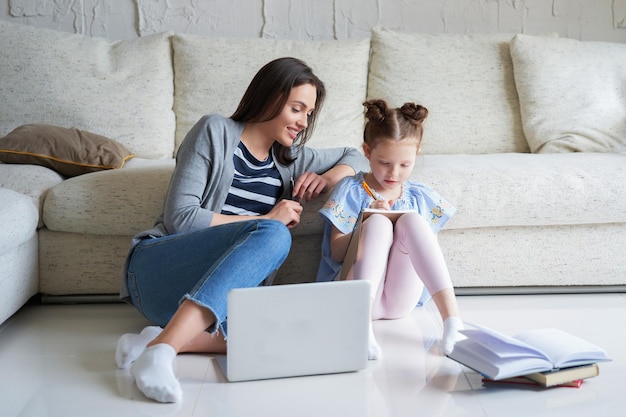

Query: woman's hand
(263, 199), (303, 229)
(292, 172), (328, 202)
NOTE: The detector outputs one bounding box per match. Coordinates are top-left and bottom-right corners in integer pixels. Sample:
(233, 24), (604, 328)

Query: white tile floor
(1, 293), (624, 417)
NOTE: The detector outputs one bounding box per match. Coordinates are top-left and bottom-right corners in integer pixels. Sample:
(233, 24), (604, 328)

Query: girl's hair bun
(363, 99), (388, 123)
(400, 102), (428, 124)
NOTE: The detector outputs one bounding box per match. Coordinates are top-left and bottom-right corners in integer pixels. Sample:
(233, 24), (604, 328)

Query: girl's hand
(369, 199), (393, 210)
(292, 172), (328, 202)
(263, 199), (303, 229)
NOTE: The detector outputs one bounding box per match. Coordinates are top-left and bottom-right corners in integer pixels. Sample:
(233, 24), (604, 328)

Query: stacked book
(446, 322), (611, 388)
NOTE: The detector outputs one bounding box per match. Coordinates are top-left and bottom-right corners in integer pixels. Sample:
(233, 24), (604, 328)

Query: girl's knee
(397, 211), (429, 231)
(363, 213), (394, 233)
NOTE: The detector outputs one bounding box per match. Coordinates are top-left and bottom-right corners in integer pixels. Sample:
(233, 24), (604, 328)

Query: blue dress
(315, 171), (456, 283)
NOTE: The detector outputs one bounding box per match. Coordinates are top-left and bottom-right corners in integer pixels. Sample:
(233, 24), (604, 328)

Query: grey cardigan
(120, 114), (368, 300)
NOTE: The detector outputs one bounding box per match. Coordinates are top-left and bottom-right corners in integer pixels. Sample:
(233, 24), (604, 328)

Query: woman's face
(363, 139), (418, 193)
(266, 83), (317, 147)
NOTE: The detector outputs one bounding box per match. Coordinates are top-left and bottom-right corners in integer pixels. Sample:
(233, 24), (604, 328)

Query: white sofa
(1, 21), (625, 325)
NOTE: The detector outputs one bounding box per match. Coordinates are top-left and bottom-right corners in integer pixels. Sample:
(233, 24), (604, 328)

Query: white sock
(442, 316), (464, 355)
(131, 343), (182, 403)
(368, 321), (382, 360)
(116, 326), (163, 369)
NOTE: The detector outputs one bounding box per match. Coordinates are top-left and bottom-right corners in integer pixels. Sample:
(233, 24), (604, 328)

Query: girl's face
(265, 83), (317, 147)
(363, 139), (418, 194)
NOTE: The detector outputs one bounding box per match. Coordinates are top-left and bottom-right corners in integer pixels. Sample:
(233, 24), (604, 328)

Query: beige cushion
(0, 163), (65, 227)
(0, 188), (39, 253)
(293, 153), (626, 236)
(43, 159), (175, 235)
(0, 124), (135, 177)
(172, 34), (370, 152)
(368, 27), (529, 155)
(416, 153), (626, 229)
(510, 34), (626, 153)
(0, 20), (175, 159)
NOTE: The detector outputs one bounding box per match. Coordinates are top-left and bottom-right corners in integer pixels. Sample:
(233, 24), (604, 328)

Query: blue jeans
(126, 219), (291, 335)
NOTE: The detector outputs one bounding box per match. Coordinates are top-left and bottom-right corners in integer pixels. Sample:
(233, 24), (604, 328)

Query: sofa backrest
(1, 20), (538, 160)
(0, 21), (175, 159)
(367, 27), (530, 155)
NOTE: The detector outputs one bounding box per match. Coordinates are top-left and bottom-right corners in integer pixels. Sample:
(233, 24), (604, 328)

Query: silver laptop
(217, 280), (370, 382)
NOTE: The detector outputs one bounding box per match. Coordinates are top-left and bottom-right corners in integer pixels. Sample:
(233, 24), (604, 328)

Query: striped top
(221, 142), (282, 216)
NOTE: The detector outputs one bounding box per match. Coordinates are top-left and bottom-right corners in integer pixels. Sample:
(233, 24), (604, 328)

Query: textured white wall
(1, 0), (625, 42)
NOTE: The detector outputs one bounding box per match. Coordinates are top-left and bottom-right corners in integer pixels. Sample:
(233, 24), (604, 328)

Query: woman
(115, 57), (367, 403)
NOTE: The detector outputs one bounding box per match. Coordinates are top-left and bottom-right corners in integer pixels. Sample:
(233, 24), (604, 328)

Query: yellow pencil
(362, 181), (378, 200)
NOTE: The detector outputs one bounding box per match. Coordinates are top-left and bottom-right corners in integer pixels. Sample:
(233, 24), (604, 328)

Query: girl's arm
(329, 224), (352, 263)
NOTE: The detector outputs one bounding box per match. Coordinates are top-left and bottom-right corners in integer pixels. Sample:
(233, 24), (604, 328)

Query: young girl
(115, 57), (367, 403)
(316, 99), (463, 360)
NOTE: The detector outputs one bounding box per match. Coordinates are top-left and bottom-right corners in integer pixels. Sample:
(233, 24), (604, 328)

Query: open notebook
(217, 280), (370, 382)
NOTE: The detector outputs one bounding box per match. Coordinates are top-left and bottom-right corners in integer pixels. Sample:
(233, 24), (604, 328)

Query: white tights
(352, 212), (454, 320)
(348, 212), (461, 358)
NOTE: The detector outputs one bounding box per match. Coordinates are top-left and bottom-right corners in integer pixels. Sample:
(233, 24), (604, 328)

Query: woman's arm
(209, 199), (303, 229)
(321, 163), (357, 188)
(294, 146), (367, 178)
(293, 163), (355, 202)
(291, 146), (367, 201)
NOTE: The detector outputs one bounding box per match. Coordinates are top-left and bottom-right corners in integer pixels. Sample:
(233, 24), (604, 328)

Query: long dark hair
(231, 57), (326, 165)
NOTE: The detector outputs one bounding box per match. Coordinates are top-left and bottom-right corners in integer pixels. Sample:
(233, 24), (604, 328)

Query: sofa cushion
(0, 124), (135, 177)
(368, 27), (529, 155)
(510, 34), (626, 153)
(416, 153), (626, 230)
(0, 188), (38, 255)
(271, 152), (626, 238)
(43, 159), (175, 235)
(0, 21), (175, 159)
(172, 34), (370, 152)
(47, 151), (618, 236)
(0, 164), (64, 227)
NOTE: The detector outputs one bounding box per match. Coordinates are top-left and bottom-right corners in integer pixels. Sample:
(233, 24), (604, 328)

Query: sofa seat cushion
(172, 34), (370, 153)
(0, 164), (64, 226)
(0, 188), (39, 256)
(368, 27), (530, 155)
(292, 152), (626, 237)
(0, 21), (175, 159)
(41, 156), (349, 238)
(43, 159), (174, 235)
(42, 152), (626, 239)
(418, 153), (626, 230)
